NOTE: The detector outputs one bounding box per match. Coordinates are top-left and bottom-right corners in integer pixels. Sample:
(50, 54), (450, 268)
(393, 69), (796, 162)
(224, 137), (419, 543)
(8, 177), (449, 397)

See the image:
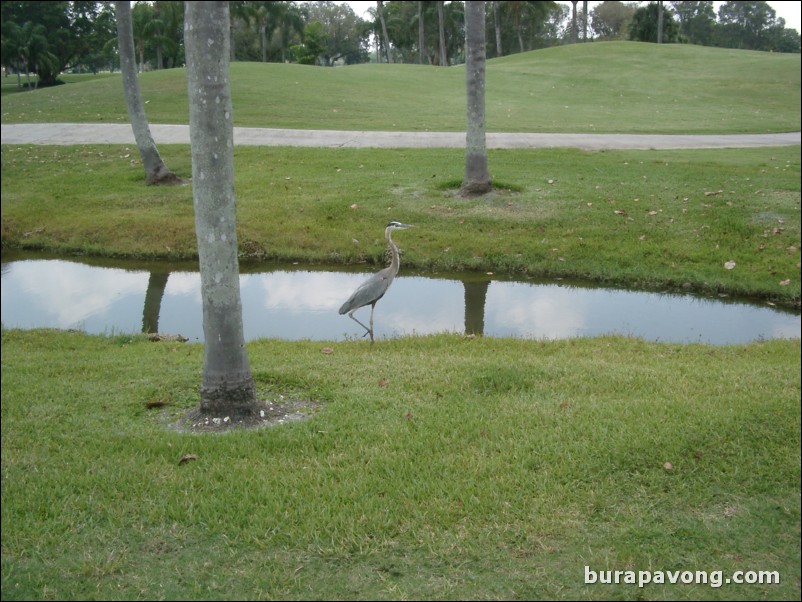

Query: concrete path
(1, 122), (800, 150)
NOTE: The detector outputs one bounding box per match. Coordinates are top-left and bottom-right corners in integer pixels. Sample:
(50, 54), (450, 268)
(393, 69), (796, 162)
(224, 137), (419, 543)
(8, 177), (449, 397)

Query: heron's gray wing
(339, 269), (393, 314)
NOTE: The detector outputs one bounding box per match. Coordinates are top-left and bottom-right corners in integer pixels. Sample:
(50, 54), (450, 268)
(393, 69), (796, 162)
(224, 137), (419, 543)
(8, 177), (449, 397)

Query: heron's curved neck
(386, 227), (400, 273)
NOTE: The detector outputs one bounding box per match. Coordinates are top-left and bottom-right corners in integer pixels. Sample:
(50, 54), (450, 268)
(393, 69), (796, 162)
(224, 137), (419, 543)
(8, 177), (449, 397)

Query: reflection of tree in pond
(463, 279), (490, 336)
(142, 271), (169, 334)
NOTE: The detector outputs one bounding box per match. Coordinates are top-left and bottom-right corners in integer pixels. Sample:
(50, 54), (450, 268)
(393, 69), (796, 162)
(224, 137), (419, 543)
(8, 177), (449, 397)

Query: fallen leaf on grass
(321, 347), (334, 354)
(663, 462), (673, 470)
(179, 454), (198, 465)
(779, 279), (791, 286)
(724, 260), (736, 270)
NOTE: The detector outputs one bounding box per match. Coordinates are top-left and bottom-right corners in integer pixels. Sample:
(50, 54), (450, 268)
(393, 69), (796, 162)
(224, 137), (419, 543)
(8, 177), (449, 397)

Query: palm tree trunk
(185, 0), (258, 418)
(583, 0), (588, 41)
(493, 1), (502, 56)
(438, 1), (447, 66)
(114, 0), (180, 185)
(377, 1), (393, 63)
(657, 0), (664, 43)
(571, 0), (578, 44)
(418, 1), (425, 64)
(460, 0), (491, 197)
(260, 25), (268, 62)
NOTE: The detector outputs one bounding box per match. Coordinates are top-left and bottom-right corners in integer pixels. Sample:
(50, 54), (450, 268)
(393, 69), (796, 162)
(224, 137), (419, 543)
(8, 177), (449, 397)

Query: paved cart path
(2, 123), (800, 150)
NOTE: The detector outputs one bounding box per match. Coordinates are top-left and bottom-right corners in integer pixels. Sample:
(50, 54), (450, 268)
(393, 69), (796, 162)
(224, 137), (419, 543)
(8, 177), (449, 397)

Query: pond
(1, 251), (799, 345)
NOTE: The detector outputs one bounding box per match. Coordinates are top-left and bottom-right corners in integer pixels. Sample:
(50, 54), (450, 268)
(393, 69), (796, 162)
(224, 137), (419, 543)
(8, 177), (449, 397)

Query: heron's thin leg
(347, 310), (372, 339)
(369, 303), (376, 343)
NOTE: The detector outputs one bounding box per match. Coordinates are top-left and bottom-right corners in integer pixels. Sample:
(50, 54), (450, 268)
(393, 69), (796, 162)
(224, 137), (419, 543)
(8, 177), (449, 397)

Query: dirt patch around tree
(170, 398), (320, 434)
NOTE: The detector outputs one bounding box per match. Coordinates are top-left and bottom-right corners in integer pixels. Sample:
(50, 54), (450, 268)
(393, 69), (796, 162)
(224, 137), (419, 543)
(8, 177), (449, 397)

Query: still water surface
(1, 253), (799, 345)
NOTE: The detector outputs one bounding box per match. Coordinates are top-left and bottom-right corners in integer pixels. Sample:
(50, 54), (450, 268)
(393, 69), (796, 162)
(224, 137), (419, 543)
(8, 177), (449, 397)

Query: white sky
(771, 0), (802, 32)
(340, 1), (801, 35)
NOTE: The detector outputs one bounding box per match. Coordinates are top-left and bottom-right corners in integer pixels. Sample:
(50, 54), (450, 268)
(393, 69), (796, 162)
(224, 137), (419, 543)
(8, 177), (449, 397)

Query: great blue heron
(339, 221), (414, 342)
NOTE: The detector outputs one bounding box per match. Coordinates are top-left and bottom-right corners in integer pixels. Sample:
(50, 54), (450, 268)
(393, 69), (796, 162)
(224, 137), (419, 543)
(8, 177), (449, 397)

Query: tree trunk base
(199, 379), (259, 420)
(458, 180), (493, 198)
(175, 397), (320, 433)
(146, 169), (185, 186)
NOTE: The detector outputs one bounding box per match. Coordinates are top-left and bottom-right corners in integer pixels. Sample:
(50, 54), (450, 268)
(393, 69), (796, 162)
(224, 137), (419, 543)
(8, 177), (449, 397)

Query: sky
(338, 1), (801, 35)
(770, 1), (802, 32)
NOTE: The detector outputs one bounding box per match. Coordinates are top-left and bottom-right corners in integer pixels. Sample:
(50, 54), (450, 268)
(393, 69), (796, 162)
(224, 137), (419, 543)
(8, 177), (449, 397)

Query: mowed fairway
(2, 42), (800, 133)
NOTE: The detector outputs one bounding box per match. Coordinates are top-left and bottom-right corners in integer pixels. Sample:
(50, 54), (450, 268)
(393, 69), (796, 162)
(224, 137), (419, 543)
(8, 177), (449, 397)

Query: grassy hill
(1, 42), (800, 134)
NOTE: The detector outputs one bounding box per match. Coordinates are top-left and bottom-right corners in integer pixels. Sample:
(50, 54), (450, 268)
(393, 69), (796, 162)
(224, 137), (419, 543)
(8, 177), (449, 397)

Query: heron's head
(386, 221), (414, 230)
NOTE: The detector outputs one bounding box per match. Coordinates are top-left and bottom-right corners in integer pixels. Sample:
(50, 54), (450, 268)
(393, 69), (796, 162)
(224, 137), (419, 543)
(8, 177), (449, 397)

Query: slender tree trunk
(583, 0), (588, 41)
(418, 1), (425, 64)
(493, 1), (502, 56)
(571, 0), (578, 44)
(114, 1), (180, 185)
(230, 18), (236, 61)
(154, 4), (163, 68)
(185, 1), (258, 418)
(657, 0), (664, 44)
(260, 25), (268, 62)
(437, 1), (447, 66)
(377, 1), (393, 63)
(460, 0), (491, 197)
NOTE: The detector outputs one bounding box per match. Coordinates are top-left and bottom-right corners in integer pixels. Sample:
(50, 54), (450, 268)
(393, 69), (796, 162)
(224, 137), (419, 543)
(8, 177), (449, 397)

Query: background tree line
(607, 1), (800, 51)
(2, 1), (799, 89)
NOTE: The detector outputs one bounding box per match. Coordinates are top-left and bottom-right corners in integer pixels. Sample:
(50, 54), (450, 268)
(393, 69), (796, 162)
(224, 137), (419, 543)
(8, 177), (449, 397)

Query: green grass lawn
(1, 42), (800, 134)
(1, 330), (800, 600)
(1, 42), (800, 600)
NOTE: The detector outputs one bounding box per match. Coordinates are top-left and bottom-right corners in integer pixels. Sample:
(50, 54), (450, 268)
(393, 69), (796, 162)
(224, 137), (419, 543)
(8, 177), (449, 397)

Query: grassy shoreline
(2, 329), (800, 600)
(2, 144), (799, 307)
